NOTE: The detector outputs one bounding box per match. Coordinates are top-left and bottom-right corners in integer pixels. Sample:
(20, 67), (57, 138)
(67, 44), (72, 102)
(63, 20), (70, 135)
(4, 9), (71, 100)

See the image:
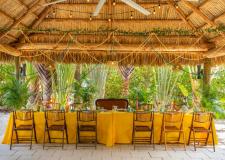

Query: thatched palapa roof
(0, 0), (225, 66)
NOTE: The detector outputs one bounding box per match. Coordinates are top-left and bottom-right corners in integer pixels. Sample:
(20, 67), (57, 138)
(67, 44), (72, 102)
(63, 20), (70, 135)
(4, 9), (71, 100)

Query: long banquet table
(2, 111), (218, 147)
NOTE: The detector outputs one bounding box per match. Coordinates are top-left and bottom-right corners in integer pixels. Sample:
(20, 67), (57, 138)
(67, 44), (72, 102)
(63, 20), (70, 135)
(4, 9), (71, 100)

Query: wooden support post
(15, 57), (20, 80)
(203, 59), (211, 96)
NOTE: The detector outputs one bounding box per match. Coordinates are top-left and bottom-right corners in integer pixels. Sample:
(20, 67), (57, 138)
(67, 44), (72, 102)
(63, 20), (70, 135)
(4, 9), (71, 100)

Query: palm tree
(34, 64), (52, 102)
(119, 66), (134, 97)
(154, 66), (180, 111)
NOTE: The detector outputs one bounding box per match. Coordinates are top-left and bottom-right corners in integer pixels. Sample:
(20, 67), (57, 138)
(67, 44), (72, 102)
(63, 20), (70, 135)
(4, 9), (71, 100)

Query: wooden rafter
(182, 0), (225, 59)
(181, 0), (215, 26)
(16, 42), (212, 52)
(0, 44), (21, 56)
(185, 0), (209, 19)
(0, 0), (44, 41)
(44, 18), (185, 23)
(0, 10), (14, 22)
(167, 0), (196, 29)
(17, 0), (28, 10)
(17, 6), (51, 43)
(205, 48), (225, 58)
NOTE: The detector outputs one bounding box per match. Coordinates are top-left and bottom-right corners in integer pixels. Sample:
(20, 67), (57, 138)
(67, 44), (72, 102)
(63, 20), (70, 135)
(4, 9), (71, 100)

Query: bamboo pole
(15, 57), (20, 80)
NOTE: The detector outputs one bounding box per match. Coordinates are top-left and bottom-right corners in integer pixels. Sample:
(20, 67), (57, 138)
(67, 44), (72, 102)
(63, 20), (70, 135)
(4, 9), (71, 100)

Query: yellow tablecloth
(2, 112), (218, 147)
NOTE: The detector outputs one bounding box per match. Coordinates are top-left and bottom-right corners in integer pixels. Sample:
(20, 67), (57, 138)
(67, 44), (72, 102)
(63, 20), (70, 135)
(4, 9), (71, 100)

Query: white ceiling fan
(93, 0), (151, 16)
(42, 0), (67, 7)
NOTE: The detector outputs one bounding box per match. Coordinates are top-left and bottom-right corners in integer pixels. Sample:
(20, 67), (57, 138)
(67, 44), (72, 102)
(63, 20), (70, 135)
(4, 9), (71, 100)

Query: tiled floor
(0, 144), (224, 160)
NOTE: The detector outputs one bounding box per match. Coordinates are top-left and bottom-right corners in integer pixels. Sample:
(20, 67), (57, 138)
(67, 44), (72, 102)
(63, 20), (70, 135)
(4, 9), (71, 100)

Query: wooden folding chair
(160, 112), (186, 150)
(132, 111), (154, 150)
(76, 110), (97, 149)
(188, 112), (215, 152)
(43, 110), (68, 149)
(10, 110), (37, 150)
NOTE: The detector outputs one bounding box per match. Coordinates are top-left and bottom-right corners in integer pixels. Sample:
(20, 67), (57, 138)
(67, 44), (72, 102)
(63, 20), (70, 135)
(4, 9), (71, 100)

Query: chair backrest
(13, 109), (34, 121)
(45, 110), (65, 123)
(77, 111), (97, 122)
(134, 111), (154, 122)
(95, 99), (128, 110)
(192, 112), (213, 129)
(163, 112), (184, 128)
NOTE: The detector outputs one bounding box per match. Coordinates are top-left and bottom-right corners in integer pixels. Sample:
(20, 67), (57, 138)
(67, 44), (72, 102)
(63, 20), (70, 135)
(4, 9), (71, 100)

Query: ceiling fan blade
(42, 0), (67, 7)
(93, 0), (106, 16)
(121, 0), (150, 15)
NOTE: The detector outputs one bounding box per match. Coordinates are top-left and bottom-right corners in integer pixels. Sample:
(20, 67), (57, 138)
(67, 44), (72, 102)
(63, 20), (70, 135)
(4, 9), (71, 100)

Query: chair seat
(165, 126), (181, 131)
(15, 125), (33, 130)
(135, 126), (152, 132)
(48, 125), (65, 131)
(79, 125), (96, 131)
(191, 127), (210, 132)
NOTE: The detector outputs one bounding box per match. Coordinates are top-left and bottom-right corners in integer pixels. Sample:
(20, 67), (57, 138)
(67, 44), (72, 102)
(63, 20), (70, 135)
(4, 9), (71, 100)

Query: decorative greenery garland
(1, 24), (225, 36)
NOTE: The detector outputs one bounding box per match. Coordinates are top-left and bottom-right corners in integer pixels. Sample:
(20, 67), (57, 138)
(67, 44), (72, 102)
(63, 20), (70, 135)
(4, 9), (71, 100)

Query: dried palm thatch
(0, 0), (225, 66)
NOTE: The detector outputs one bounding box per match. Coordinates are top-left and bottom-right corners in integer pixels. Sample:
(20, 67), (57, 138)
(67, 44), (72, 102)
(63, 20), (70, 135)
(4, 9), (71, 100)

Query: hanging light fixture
(52, 8), (56, 16)
(175, 2), (179, 9)
(89, 14), (92, 21)
(153, 8), (156, 15)
(69, 11), (72, 18)
(158, 1), (161, 9)
(113, 0), (116, 6)
(130, 11), (133, 19)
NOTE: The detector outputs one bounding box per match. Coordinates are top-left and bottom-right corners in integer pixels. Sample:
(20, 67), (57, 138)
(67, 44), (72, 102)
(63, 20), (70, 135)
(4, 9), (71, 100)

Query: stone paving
(0, 113), (225, 160)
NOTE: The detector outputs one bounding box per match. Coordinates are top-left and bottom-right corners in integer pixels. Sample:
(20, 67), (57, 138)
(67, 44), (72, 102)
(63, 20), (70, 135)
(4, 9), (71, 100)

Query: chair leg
(152, 130), (155, 150)
(95, 128), (97, 150)
(183, 131), (186, 151)
(65, 126), (69, 144)
(211, 131), (215, 152)
(76, 133), (78, 150)
(43, 128), (46, 150)
(62, 130), (65, 149)
(47, 130), (51, 143)
(133, 130), (135, 150)
(10, 129), (14, 150)
(164, 131), (167, 151)
(30, 129), (33, 150)
(15, 130), (19, 144)
(160, 129), (163, 145)
(193, 131), (196, 151)
(188, 130), (192, 145)
(33, 125), (38, 144)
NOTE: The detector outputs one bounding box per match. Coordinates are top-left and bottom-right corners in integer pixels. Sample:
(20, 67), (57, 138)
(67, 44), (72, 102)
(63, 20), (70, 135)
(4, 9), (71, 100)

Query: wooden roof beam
(0, 10), (14, 22)
(17, 0), (28, 11)
(167, 0), (196, 29)
(205, 48), (225, 58)
(44, 18), (185, 23)
(185, 0), (209, 19)
(16, 43), (212, 52)
(181, 0), (215, 26)
(17, 6), (51, 43)
(0, 0), (45, 41)
(0, 44), (21, 56)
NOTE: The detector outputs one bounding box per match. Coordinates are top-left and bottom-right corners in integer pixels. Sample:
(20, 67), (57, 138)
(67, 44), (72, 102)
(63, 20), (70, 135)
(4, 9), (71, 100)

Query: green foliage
(177, 83), (189, 97)
(73, 71), (96, 106)
(128, 67), (155, 107)
(52, 64), (75, 107)
(105, 68), (123, 98)
(0, 77), (30, 109)
(154, 66), (181, 111)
